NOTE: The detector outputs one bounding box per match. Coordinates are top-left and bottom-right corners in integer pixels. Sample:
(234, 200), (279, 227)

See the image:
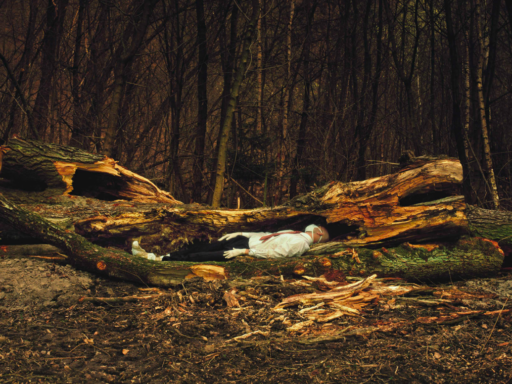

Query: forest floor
(1, 256), (512, 383)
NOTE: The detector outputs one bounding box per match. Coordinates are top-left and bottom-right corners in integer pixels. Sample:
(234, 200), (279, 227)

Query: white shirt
(241, 230), (313, 259)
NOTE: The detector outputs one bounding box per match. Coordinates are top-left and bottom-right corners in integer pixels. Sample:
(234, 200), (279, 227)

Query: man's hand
(223, 249), (247, 259)
(219, 232), (246, 241)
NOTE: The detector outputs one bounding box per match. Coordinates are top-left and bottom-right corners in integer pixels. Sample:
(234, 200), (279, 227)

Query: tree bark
(443, 0), (474, 205)
(32, 0), (69, 139)
(474, 0), (500, 209)
(290, 1), (317, 198)
(0, 138), (179, 204)
(69, 0), (87, 149)
(211, 0), (260, 208)
(207, 2), (238, 205)
(193, 0), (208, 203)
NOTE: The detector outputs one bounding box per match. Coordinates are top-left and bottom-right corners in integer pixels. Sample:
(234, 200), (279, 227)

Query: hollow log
(0, 193), (504, 285)
(0, 138), (180, 204)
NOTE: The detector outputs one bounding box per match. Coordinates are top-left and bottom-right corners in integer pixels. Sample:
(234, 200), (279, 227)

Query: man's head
(305, 224), (330, 244)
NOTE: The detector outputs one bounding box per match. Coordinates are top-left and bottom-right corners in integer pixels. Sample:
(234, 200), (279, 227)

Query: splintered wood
(275, 274), (378, 309)
(274, 275), (383, 330)
(268, 273), (512, 336)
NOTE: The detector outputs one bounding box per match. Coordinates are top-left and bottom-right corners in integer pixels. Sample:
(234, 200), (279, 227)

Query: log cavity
(0, 176), (47, 192)
(399, 189), (458, 207)
(259, 215), (361, 242)
(258, 214), (326, 232)
(70, 169), (128, 201)
(326, 221), (360, 241)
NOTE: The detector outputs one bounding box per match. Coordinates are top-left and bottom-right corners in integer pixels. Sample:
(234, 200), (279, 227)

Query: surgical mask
(305, 224), (323, 244)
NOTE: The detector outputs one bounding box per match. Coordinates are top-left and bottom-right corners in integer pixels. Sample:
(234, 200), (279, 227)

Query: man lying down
(131, 225), (330, 262)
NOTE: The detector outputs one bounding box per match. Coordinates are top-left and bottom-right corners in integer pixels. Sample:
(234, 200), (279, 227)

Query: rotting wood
(68, 157), (470, 252)
(0, 138), (180, 204)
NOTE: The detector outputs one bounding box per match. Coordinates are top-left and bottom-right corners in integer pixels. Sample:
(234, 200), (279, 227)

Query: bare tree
(211, 0), (260, 208)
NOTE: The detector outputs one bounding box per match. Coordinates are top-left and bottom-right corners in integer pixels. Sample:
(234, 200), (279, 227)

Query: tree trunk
(69, 0), (87, 150)
(290, 1), (316, 198)
(1, 140), (471, 247)
(211, 0), (260, 208)
(3, 139), (511, 249)
(443, 0), (474, 205)
(207, 2), (238, 205)
(0, 138), (179, 204)
(193, 0), (208, 203)
(32, 0), (69, 139)
(475, 0), (500, 209)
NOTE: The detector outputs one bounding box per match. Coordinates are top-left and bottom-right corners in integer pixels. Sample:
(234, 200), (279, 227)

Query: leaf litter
(1, 256), (512, 383)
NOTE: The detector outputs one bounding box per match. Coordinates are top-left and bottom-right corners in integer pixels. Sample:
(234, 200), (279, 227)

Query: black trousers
(161, 236), (250, 262)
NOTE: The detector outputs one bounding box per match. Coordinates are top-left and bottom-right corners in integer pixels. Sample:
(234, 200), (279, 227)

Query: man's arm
(219, 232), (269, 241)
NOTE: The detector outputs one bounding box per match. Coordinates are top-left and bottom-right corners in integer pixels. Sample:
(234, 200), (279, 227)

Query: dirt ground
(1, 256), (512, 384)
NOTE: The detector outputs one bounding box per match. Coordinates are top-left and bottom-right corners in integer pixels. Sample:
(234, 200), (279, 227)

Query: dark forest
(1, 0), (511, 209)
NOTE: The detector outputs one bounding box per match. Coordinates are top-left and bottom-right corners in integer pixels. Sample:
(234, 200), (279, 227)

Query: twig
(169, 326), (207, 341)
(367, 160), (400, 166)
(228, 330), (269, 343)
(229, 177), (264, 205)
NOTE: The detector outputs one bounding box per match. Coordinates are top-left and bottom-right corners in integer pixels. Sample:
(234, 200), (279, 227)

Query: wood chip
(299, 302), (325, 313)
(223, 290), (240, 308)
(228, 330), (269, 342)
(287, 320), (315, 332)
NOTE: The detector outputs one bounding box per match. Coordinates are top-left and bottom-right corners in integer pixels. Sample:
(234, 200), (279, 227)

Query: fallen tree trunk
(0, 138), (180, 204)
(0, 193), (504, 285)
